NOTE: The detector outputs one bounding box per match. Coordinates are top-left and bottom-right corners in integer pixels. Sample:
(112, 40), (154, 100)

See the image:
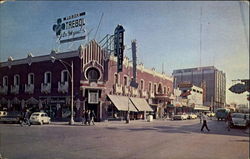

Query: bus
(215, 108), (230, 121)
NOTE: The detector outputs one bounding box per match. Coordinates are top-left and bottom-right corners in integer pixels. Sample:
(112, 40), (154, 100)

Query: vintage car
(0, 111), (22, 123)
(173, 114), (188, 120)
(188, 113), (197, 119)
(231, 113), (247, 128)
(29, 112), (51, 125)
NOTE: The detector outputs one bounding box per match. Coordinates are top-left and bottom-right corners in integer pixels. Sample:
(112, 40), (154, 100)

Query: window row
(1, 70), (69, 86)
(114, 73), (171, 94)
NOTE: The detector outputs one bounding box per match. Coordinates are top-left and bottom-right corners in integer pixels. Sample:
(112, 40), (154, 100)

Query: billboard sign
(114, 25), (125, 73)
(229, 83), (246, 94)
(53, 12), (86, 43)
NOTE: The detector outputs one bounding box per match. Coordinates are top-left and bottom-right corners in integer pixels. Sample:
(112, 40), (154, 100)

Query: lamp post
(51, 56), (74, 125)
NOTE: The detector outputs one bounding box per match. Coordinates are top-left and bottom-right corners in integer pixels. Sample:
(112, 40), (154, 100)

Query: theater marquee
(53, 12), (86, 43)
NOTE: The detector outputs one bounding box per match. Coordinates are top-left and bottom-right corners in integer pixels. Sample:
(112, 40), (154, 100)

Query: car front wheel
(40, 121), (43, 125)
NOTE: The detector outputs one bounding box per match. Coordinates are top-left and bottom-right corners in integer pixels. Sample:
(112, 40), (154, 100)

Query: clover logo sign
(53, 18), (65, 36)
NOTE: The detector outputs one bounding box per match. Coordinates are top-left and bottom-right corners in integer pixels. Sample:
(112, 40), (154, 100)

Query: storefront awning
(130, 97), (153, 112)
(107, 95), (137, 112)
(194, 105), (210, 111)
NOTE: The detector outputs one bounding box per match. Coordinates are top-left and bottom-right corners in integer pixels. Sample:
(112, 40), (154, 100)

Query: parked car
(0, 111), (22, 123)
(207, 112), (215, 117)
(188, 113), (197, 119)
(30, 112), (51, 125)
(173, 114), (188, 120)
(245, 114), (250, 126)
(231, 113), (247, 128)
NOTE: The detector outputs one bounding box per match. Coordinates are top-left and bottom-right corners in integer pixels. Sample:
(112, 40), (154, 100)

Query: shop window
(14, 74), (20, 86)
(28, 73), (34, 85)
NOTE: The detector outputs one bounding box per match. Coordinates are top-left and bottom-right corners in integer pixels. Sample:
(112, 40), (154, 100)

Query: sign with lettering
(53, 12), (86, 43)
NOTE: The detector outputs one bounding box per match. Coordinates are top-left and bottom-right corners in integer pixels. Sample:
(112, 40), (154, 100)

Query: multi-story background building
(0, 40), (173, 121)
(172, 66), (226, 111)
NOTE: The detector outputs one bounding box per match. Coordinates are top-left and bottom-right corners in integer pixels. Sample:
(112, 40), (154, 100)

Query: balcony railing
(58, 81), (69, 93)
(122, 85), (129, 96)
(131, 87), (138, 97)
(41, 83), (51, 94)
(25, 84), (34, 94)
(0, 85), (8, 95)
(140, 90), (148, 98)
(10, 85), (19, 94)
(148, 91), (155, 98)
(113, 83), (122, 94)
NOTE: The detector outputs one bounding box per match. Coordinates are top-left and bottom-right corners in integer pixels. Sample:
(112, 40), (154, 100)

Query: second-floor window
(154, 84), (157, 94)
(114, 74), (119, 84)
(61, 70), (68, 82)
(148, 82), (152, 92)
(124, 76), (128, 86)
(28, 73), (34, 85)
(14, 74), (20, 86)
(164, 87), (167, 94)
(44, 72), (51, 84)
(140, 80), (144, 90)
(3, 76), (8, 86)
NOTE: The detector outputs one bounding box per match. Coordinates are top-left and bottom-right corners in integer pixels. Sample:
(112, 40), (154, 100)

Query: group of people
(82, 110), (96, 126)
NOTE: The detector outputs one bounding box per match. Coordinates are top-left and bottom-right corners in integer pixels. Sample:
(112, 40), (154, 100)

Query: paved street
(0, 119), (249, 159)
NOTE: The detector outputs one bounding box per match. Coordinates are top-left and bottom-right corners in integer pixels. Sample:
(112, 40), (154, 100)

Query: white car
(173, 114), (188, 120)
(231, 113), (247, 128)
(188, 113), (197, 119)
(30, 112), (51, 125)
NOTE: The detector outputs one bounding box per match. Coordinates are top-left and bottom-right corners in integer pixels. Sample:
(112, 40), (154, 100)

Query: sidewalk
(50, 119), (165, 127)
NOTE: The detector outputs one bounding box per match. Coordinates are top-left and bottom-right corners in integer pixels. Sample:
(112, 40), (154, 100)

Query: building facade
(0, 40), (173, 121)
(172, 66), (226, 111)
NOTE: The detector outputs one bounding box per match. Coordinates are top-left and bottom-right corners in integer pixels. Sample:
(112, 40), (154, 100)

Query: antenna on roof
(94, 13), (104, 40)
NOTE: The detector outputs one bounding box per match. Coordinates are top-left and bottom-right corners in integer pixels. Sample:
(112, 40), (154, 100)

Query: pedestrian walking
(90, 110), (96, 125)
(201, 112), (210, 132)
(81, 110), (86, 125)
(84, 110), (89, 125)
(225, 112), (232, 131)
(87, 110), (91, 125)
(21, 109), (31, 126)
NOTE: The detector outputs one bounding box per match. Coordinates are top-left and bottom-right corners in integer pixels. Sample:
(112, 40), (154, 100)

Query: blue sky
(0, 1), (249, 104)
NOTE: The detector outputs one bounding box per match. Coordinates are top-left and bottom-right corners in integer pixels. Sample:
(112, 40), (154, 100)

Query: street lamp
(51, 56), (74, 125)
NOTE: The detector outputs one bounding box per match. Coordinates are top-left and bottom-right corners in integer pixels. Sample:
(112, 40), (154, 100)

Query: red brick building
(0, 40), (173, 121)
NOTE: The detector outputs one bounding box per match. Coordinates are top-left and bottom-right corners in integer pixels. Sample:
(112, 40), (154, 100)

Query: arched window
(61, 70), (68, 83)
(124, 76), (128, 86)
(114, 73), (119, 84)
(14, 74), (20, 86)
(3, 76), (8, 86)
(28, 73), (34, 85)
(140, 80), (144, 90)
(44, 71), (51, 84)
(86, 68), (100, 83)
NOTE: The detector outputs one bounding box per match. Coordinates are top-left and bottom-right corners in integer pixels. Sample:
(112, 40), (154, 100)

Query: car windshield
(31, 114), (40, 116)
(232, 113), (245, 119)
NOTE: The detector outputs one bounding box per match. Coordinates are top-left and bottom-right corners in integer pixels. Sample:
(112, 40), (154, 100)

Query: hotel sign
(53, 12), (86, 43)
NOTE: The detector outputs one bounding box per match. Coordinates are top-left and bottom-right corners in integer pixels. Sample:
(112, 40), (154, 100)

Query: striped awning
(107, 95), (137, 112)
(130, 97), (153, 112)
